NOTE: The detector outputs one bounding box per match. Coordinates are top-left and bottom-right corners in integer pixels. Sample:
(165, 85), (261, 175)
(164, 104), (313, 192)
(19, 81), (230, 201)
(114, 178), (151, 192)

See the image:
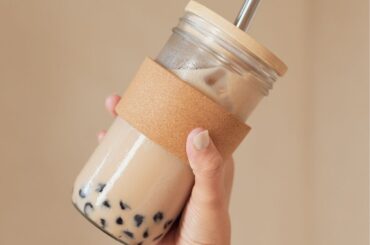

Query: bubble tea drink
(72, 1), (287, 245)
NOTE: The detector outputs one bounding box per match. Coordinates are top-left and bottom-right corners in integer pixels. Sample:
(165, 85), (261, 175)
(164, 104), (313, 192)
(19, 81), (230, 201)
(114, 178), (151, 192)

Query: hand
(100, 94), (234, 245)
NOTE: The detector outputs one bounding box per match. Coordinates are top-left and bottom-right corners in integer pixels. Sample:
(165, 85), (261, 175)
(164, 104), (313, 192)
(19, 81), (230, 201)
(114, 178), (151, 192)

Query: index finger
(105, 94), (121, 117)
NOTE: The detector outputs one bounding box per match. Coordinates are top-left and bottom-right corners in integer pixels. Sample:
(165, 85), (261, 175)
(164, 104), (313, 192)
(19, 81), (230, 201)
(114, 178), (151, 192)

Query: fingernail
(192, 130), (210, 150)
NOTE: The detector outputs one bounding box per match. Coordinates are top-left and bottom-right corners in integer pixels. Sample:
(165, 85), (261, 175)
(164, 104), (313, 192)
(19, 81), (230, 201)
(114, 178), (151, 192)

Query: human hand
(99, 94), (234, 245)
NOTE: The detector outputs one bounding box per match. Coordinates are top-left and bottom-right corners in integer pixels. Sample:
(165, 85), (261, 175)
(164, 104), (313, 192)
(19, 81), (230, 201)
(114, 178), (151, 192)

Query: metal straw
(234, 0), (261, 31)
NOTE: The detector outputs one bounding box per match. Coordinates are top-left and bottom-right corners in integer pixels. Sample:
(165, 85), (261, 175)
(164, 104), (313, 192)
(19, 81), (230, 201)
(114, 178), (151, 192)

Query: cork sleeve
(115, 57), (251, 162)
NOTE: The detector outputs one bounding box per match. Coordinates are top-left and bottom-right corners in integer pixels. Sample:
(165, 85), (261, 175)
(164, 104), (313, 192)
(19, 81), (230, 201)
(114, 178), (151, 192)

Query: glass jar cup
(72, 1), (287, 245)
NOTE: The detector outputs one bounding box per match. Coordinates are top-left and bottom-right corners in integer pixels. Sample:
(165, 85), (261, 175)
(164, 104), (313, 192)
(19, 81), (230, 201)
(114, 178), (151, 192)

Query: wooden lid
(185, 1), (287, 76)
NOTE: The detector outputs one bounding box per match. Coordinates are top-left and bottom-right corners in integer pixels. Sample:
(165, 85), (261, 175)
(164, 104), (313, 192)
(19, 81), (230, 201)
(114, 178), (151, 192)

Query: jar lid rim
(185, 1), (287, 76)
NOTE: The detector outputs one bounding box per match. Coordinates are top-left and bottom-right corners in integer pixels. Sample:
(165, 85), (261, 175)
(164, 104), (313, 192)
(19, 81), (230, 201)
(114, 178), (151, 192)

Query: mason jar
(72, 1), (287, 245)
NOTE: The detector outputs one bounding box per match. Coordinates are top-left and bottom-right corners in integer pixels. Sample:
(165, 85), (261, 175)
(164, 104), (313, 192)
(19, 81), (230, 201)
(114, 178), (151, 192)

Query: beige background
(0, 0), (368, 245)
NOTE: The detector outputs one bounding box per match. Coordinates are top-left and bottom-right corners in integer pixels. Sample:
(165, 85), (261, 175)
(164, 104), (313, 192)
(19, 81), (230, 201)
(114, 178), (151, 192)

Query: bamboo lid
(185, 1), (287, 76)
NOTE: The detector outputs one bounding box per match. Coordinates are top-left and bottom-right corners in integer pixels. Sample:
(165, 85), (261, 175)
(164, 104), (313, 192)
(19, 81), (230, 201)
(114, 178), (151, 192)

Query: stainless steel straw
(234, 0), (261, 31)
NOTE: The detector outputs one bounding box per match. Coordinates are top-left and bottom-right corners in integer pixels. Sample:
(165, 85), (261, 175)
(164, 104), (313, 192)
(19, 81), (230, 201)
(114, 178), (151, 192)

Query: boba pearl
(143, 229), (149, 238)
(79, 188), (87, 198)
(83, 202), (93, 215)
(134, 214), (144, 227)
(153, 212), (163, 223)
(116, 217), (124, 225)
(100, 218), (106, 229)
(102, 200), (111, 208)
(95, 183), (106, 192)
(119, 200), (131, 210)
(123, 230), (135, 239)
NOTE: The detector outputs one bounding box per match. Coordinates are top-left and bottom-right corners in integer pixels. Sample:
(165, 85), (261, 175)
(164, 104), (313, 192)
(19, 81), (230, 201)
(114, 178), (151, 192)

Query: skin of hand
(99, 94), (234, 245)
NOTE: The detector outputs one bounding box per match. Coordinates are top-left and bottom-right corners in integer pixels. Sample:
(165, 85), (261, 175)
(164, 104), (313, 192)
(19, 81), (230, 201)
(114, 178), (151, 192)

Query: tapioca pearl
(152, 233), (163, 241)
(142, 229), (149, 239)
(116, 217), (124, 225)
(163, 219), (173, 230)
(137, 242), (143, 245)
(100, 218), (107, 229)
(153, 212), (164, 223)
(79, 187), (88, 198)
(134, 214), (144, 227)
(95, 183), (106, 193)
(123, 230), (135, 239)
(102, 200), (111, 208)
(119, 201), (131, 210)
(83, 202), (94, 215)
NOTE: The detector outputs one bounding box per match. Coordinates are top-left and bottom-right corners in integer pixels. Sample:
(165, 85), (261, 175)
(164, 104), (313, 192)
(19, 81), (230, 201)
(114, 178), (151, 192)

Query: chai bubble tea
(72, 1), (287, 245)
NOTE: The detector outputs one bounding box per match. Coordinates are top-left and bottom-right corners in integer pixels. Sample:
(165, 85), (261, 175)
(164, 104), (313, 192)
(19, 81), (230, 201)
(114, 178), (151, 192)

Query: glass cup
(72, 1), (287, 245)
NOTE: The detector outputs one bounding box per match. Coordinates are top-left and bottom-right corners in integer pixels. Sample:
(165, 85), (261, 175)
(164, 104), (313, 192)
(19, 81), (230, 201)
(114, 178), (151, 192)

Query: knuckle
(192, 152), (224, 178)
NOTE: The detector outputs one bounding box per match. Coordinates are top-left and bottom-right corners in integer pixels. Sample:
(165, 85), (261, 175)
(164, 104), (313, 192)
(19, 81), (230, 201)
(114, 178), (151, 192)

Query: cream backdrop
(0, 0), (368, 245)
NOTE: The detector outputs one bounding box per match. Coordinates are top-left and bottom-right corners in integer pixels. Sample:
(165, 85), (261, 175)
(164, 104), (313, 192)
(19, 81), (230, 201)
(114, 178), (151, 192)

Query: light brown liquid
(73, 118), (194, 244)
(72, 67), (259, 244)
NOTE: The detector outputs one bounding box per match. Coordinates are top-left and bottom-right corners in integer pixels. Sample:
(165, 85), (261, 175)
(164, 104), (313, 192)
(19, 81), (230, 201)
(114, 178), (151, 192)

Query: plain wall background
(0, 0), (368, 245)
(309, 1), (369, 244)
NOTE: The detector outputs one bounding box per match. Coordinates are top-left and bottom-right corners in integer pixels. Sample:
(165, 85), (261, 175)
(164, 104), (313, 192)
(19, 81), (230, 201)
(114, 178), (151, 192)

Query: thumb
(186, 128), (227, 207)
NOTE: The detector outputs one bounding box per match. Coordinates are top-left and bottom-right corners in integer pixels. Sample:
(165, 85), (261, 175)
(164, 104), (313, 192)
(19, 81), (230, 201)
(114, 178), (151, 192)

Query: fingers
(97, 130), (107, 143)
(186, 128), (227, 208)
(97, 94), (121, 142)
(105, 94), (121, 117)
